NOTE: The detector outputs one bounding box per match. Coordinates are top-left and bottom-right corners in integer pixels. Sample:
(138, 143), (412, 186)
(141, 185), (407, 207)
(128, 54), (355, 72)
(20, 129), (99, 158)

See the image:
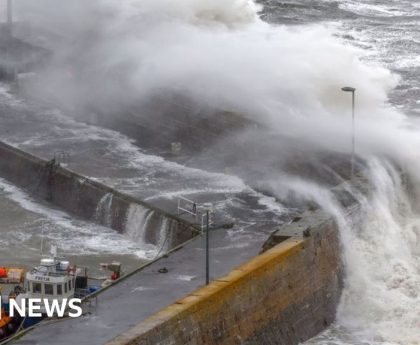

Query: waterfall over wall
(157, 218), (172, 254)
(94, 192), (114, 227)
(124, 203), (173, 256)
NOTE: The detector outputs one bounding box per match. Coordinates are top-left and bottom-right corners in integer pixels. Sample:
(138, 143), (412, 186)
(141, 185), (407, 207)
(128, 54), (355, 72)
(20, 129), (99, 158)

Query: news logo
(0, 297), (82, 318)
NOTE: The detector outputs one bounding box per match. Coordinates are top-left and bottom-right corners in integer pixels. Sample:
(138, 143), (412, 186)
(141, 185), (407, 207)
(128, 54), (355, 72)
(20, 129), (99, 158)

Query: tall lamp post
(341, 86), (356, 178)
(205, 210), (210, 285)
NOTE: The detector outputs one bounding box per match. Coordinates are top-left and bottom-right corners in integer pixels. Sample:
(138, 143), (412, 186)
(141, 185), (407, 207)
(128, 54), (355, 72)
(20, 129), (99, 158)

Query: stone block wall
(106, 212), (342, 345)
(0, 141), (198, 248)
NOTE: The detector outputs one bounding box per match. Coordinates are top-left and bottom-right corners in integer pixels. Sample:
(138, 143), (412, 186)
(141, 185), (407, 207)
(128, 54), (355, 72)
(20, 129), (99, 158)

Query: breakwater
(104, 175), (371, 345)
(0, 141), (199, 249)
(106, 208), (345, 345)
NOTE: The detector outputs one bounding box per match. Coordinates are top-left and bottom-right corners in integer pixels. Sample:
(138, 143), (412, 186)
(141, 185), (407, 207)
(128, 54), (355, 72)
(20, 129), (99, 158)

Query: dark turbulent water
(0, 1), (419, 344)
(0, 1), (288, 287)
(259, 0), (420, 115)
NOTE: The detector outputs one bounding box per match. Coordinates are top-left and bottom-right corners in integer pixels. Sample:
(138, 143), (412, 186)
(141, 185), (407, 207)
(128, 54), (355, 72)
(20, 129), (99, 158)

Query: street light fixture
(341, 86), (356, 178)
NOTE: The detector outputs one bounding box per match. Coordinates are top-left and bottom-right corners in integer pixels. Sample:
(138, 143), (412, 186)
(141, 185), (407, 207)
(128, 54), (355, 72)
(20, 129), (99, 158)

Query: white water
(336, 160), (420, 344)
(125, 205), (154, 246)
(0, 177), (152, 260)
(10, 0), (420, 163)
(4, 0), (420, 343)
(157, 218), (171, 254)
(124, 204), (172, 259)
(94, 192), (113, 227)
(300, 159), (420, 345)
(263, 158), (419, 344)
(125, 204), (172, 259)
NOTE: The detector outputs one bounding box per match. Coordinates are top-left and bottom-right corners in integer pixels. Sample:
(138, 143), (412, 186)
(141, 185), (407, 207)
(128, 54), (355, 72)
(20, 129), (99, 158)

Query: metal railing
(54, 150), (70, 166)
(177, 196), (198, 218)
(177, 197), (214, 233)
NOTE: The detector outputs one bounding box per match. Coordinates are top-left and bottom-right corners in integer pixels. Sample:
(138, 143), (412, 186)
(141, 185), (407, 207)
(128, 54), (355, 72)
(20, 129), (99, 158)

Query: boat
(0, 269), (26, 340)
(24, 257), (87, 298)
(0, 249), (104, 341)
(0, 268), (25, 285)
(0, 304), (19, 340)
(0, 242), (125, 342)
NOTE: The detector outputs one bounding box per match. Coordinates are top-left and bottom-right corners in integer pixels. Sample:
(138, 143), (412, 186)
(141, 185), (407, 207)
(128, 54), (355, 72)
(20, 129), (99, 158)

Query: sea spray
(124, 204), (174, 258)
(274, 159), (420, 345)
(94, 193), (113, 228)
(6, 1), (420, 343)
(336, 160), (420, 344)
(0, 178), (149, 259)
(124, 204), (155, 247)
(12, 0), (407, 164)
(157, 218), (171, 255)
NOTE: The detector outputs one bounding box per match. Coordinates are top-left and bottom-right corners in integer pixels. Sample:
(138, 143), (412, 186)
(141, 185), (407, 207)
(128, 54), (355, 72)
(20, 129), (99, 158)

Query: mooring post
(205, 210), (210, 285)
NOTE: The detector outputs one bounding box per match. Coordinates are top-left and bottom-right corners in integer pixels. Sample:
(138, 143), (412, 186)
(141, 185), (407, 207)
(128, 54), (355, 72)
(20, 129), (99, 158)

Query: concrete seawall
(106, 208), (344, 345)
(0, 34), (49, 80)
(0, 141), (199, 248)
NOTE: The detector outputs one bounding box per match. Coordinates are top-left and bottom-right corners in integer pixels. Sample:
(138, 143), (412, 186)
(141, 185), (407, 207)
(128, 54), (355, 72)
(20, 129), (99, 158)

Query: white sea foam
(336, 160), (420, 345)
(2, 1), (420, 343)
(338, 2), (407, 17)
(0, 178), (153, 259)
(290, 159), (420, 345)
(94, 193), (114, 227)
(255, 194), (284, 214)
(125, 204), (155, 249)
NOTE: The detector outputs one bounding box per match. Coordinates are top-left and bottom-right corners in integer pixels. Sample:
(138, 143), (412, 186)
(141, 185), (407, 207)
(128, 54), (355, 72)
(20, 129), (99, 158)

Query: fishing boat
(0, 243), (124, 342)
(15, 255), (89, 327)
(0, 268), (25, 285)
(0, 305), (19, 340)
(0, 268), (26, 339)
(0, 248), (104, 341)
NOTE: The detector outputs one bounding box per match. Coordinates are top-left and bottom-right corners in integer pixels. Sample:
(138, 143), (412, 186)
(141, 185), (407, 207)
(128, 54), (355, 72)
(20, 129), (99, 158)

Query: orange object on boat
(0, 268), (25, 284)
(7, 268), (24, 283)
(0, 308), (12, 328)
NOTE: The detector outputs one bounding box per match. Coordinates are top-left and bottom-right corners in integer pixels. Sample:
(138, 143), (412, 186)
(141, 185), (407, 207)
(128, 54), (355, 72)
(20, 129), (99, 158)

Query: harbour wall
(0, 34), (49, 80)
(0, 141), (199, 248)
(105, 207), (346, 345)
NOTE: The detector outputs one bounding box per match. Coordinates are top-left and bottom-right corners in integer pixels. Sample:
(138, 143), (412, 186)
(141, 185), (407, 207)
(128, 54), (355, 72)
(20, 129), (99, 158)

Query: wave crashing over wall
(295, 159), (420, 345)
(94, 193), (114, 228)
(124, 204), (172, 259)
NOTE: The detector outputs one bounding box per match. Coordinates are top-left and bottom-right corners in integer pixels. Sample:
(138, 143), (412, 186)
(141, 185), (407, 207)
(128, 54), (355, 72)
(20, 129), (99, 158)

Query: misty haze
(0, 1), (418, 345)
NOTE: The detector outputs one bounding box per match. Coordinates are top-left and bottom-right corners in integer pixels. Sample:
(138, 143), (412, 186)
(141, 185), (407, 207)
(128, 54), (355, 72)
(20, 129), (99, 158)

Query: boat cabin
(25, 257), (81, 305)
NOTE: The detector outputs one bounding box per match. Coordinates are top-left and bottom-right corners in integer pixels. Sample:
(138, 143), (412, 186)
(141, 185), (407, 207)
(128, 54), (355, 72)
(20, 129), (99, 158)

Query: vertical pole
(351, 91), (355, 178)
(205, 210), (210, 285)
(40, 228), (44, 256)
(7, 0), (12, 36)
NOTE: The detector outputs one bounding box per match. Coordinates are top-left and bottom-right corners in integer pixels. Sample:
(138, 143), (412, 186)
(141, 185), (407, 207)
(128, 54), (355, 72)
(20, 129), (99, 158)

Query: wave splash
(8, 1), (420, 343)
(285, 159), (420, 345)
